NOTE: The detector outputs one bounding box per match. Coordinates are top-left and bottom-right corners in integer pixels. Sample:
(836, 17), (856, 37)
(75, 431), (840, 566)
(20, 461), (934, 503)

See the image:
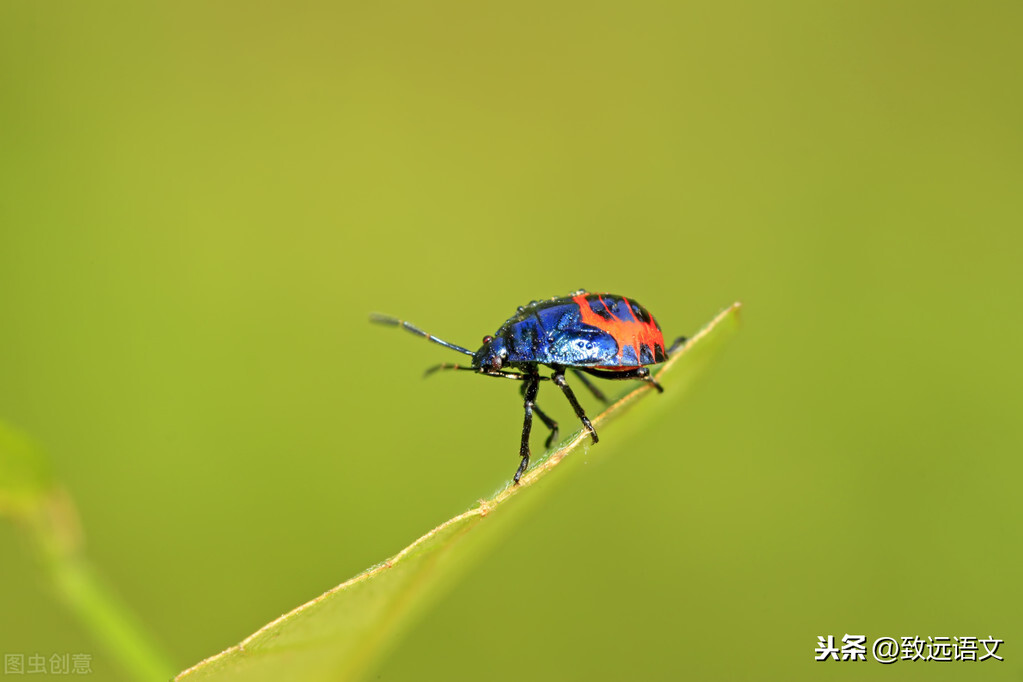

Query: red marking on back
(572, 293), (665, 365)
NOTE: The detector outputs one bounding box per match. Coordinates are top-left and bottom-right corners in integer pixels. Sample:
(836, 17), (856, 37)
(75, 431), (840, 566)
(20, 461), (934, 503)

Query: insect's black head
(473, 334), (509, 372)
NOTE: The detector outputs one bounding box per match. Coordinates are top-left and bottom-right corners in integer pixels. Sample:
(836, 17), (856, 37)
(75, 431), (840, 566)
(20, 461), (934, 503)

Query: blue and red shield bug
(371, 290), (687, 484)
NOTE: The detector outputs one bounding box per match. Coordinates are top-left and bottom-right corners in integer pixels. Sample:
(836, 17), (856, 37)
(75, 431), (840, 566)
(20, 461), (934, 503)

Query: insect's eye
(482, 335), (493, 344)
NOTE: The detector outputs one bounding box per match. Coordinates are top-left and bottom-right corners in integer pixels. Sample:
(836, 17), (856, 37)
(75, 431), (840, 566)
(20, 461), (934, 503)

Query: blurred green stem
(24, 487), (176, 681)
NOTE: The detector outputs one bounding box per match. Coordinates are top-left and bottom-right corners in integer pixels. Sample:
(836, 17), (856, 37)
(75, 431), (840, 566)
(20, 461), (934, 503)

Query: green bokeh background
(2, 2), (1020, 680)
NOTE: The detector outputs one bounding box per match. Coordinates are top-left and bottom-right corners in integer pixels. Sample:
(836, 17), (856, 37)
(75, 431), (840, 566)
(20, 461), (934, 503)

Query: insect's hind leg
(520, 381), (559, 449)
(668, 336), (688, 356)
(551, 368), (599, 444)
(580, 366), (664, 393)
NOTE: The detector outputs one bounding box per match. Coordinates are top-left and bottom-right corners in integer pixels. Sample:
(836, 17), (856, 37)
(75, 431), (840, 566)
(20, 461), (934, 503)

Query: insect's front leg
(520, 380), (559, 449)
(515, 373), (542, 484)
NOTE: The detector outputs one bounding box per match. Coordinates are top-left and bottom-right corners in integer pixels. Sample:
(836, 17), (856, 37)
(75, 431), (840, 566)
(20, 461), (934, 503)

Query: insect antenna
(370, 313), (476, 357)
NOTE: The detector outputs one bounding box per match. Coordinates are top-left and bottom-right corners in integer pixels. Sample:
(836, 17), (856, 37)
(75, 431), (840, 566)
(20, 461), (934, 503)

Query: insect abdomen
(571, 292), (666, 368)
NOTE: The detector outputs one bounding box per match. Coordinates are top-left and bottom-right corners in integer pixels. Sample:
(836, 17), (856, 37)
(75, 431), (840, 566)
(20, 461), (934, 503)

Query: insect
(371, 290), (687, 484)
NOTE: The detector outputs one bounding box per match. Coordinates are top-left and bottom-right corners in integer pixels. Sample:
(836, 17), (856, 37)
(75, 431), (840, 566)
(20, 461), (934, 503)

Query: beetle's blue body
(372, 290), (682, 484)
(473, 292), (666, 373)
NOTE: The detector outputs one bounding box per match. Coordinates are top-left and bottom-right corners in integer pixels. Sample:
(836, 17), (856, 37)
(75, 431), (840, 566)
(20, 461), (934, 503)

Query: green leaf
(176, 302), (742, 682)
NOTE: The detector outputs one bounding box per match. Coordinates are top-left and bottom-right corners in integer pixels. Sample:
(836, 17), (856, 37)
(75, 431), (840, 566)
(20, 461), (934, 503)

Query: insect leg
(424, 363), (474, 376)
(520, 382), (559, 449)
(667, 336), (688, 356)
(551, 368), (598, 444)
(481, 370), (543, 380)
(424, 364), (542, 381)
(580, 366), (664, 393)
(571, 369), (609, 404)
(515, 373), (541, 484)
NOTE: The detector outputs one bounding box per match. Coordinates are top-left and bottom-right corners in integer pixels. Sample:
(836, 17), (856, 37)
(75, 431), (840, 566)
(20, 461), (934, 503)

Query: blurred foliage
(0, 423), (174, 681)
(0, 422), (53, 518)
(1, 1), (1021, 681)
